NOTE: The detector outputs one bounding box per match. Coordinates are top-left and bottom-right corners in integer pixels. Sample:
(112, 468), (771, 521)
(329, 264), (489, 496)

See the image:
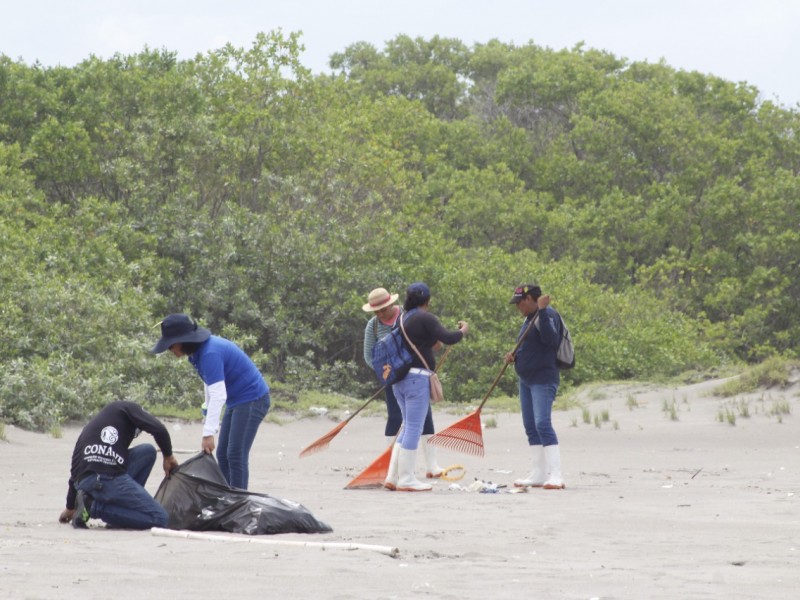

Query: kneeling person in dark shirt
(58, 401), (179, 529)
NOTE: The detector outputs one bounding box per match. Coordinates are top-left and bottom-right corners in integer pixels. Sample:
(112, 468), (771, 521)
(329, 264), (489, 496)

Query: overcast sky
(3, 0), (798, 107)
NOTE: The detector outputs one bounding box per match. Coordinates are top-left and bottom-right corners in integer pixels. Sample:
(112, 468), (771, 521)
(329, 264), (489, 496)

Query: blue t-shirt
(188, 336), (269, 407)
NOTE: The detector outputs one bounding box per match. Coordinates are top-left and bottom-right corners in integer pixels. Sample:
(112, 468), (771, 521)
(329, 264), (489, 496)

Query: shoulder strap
(528, 309), (541, 335)
(533, 309), (566, 340)
(399, 311), (432, 371)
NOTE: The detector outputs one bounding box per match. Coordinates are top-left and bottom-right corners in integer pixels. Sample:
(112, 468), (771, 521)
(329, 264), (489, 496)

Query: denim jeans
(392, 372), (430, 450)
(384, 384), (435, 437)
(519, 381), (560, 446)
(217, 391), (270, 490)
(76, 443), (168, 529)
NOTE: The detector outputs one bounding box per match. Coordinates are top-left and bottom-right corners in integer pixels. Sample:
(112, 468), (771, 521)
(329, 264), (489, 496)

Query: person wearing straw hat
(151, 313), (270, 490)
(505, 284), (566, 490)
(362, 287), (444, 480)
(386, 282), (468, 492)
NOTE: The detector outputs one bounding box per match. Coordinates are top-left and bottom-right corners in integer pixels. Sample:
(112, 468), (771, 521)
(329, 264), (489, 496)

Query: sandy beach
(1, 377), (798, 600)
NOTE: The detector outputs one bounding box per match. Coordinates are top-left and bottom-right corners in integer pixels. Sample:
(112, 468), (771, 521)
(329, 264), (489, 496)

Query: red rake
(427, 318), (538, 457)
(298, 386), (386, 458)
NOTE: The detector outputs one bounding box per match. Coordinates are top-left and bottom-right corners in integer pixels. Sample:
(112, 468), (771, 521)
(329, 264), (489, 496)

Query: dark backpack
(370, 311), (416, 386)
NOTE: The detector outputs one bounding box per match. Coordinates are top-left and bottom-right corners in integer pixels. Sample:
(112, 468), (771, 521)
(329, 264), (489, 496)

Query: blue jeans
(392, 372), (430, 450)
(76, 444), (168, 530)
(217, 392), (270, 490)
(519, 381), (559, 446)
(384, 384), (435, 437)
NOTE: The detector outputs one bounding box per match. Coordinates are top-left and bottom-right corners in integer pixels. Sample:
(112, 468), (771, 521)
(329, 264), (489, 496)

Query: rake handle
(341, 385), (387, 424)
(476, 316), (538, 411)
(434, 343), (454, 373)
(476, 362), (510, 411)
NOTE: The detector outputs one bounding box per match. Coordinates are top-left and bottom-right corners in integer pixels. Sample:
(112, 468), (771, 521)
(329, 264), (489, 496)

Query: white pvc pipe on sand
(151, 528), (400, 558)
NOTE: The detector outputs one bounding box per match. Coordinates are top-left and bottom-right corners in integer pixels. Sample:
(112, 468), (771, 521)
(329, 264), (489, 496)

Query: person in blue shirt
(504, 284), (566, 490)
(152, 314), (270, 490)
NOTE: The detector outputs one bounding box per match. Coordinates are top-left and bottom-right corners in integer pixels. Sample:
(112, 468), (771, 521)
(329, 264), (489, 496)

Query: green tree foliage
(0, 148), (197, 428)
(1, 32), (797, 429)
(330, 35), (470, 120)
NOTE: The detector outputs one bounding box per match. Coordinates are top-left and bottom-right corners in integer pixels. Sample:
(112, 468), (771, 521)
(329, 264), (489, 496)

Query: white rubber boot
(421, 435), (444, 478)
(543, 444), (566, 489)
(396, 448), (432, 492)
(383, 443), (401, 491)
(514, 444), (547, 487)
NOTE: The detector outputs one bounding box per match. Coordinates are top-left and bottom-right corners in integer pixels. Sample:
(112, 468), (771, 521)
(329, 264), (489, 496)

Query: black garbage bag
(154, 453), (332, 535)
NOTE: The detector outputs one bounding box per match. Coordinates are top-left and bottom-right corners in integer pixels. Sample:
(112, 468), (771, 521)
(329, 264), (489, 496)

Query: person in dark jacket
(504, 284), (566, 490)
(58, 401), (179, 529)
(384, 282), (468, 492)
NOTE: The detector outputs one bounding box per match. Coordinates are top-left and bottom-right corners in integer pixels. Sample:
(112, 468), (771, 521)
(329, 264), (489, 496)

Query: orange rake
(427, 318), (538, 457)
(344, 437), (396, 489)
(299, 386), (386, 458)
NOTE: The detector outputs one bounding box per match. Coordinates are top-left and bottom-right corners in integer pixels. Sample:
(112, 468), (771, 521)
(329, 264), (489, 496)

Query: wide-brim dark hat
(151, 313), (211, 354)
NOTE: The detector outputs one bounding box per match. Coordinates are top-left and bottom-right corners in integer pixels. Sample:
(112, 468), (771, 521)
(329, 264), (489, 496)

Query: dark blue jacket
(514, 307), (562, 385)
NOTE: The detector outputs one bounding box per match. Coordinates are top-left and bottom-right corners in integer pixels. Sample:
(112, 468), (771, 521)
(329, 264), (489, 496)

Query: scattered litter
(448, 478), (509, 493)
(466, 479), (484, 492)
(309, 407), (328, 416)
(440, 465), (465, 481)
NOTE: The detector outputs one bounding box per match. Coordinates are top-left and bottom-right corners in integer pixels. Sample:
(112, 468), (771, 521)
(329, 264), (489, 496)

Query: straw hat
(362, 287), (399, 312)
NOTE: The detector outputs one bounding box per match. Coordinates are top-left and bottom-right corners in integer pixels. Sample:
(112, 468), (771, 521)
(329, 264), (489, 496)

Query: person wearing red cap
(505, 284), (566, 490)
(362, 287), (444, 479)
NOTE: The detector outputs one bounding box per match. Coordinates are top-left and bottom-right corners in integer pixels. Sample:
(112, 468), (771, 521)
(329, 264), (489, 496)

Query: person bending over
(59, 401), (178, 529)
